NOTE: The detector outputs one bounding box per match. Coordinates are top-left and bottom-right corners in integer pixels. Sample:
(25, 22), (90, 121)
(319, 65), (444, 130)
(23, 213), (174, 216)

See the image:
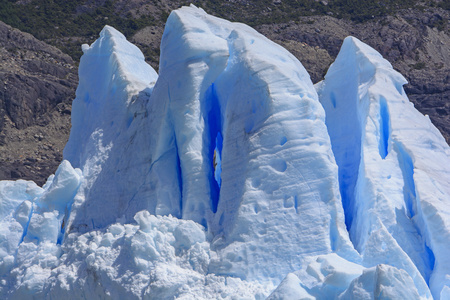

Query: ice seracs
(64, 25), (162, 232)
(1, 4), (450, 299)
(64, 5), (358, 283)
(317, 36), (450, 299)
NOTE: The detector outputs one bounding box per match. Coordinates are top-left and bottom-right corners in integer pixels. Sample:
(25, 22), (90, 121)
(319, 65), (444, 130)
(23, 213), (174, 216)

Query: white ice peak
(318, 36), (450, 299)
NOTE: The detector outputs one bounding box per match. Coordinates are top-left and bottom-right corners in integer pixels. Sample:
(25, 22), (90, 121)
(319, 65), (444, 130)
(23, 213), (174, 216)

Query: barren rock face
(0, 21), (77, 185)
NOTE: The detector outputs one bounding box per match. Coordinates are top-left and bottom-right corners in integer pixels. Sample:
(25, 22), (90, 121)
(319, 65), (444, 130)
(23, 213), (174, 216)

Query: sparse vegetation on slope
(0, 0), (446, 62)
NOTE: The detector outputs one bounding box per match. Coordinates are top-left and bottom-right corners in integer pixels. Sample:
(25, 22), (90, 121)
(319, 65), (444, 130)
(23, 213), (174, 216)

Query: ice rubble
(1, 4), (450, 299)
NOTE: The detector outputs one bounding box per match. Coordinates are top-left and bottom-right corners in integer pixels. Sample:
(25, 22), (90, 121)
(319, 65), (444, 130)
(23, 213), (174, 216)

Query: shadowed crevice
(204, 83), (222, 213)
(379, 97), (390, 159)
(396, 142), (436, 284)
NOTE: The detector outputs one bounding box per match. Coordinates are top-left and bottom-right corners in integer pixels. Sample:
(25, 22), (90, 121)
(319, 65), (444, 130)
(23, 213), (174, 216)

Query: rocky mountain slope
(0, 0), (448, 183)
(0, 21), (77, 185)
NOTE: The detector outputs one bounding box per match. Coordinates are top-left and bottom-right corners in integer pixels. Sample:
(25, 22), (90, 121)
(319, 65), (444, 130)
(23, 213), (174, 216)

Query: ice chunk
(0, 160), (81, 292)
(38, 160), (82, 212)
(173, 221), (206, 251)
(159, 5), (358, 283)
(267, 273), (314, 300)
(0, 181), (43, 274)
(339, 264), (421, 299)
(21, 160), (81, 245)
(0, 180), (42, 220)
(293, 253), (364, 298)
(25, 211), (60, 244)
(64, 26), (158, 168)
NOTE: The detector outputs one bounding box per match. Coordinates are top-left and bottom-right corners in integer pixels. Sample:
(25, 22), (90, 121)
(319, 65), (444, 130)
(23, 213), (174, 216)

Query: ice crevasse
(0, 4), (450, 299)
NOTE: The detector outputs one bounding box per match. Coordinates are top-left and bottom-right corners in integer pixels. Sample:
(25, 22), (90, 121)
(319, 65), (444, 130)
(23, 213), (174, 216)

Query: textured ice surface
(63, 4), (357, 283)
(268, 254), (423, 299)
(339, 264), (422, 300)
(63, 24), (160, 232)
(0, 180), (43, 273)
(4, 211), (273, 299)
(1, 5), (450, 299)
(156, 5), (358, 282)
(0, 160), (81, 297)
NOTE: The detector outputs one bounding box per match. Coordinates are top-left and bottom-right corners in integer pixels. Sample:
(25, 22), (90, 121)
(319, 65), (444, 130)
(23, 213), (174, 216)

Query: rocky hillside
(0, 0), (448, 184)
(0, 21), (77, 185)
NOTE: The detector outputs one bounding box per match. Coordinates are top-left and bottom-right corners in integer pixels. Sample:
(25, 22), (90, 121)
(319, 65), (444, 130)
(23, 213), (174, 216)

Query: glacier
(1, 4), (450, 299)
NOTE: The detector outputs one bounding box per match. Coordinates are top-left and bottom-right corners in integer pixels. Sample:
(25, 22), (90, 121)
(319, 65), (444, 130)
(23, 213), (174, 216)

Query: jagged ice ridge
(1, 5), (450, 299)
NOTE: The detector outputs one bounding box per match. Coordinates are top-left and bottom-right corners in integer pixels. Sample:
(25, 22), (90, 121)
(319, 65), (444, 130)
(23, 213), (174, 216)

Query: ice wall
(317, 36), (450, 299)
(154, 6), (359, 282)
(61, 5), (358, 283)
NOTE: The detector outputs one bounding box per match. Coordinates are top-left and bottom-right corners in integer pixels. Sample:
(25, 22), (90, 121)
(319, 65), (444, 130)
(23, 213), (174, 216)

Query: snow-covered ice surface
(1, 4), (450, 299)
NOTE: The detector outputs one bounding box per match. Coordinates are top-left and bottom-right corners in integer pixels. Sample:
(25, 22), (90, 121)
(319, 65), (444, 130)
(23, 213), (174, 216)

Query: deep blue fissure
(57, 219), (65, 245)
(57, 186), (81, 245)
(397, 143), (416, 219)
(168, 84), (183, 218)
(340, 166), (359, 233)
(173, 132), (183, 218)
(19, 204), (34, 245)
(214, 132), (223, 188)
(396, 142), (436, 284)
(323, 87), (362, 241)
(205, 83), (222, 213)
(425, 243), (436, 282)
(379, 97), (390, 159)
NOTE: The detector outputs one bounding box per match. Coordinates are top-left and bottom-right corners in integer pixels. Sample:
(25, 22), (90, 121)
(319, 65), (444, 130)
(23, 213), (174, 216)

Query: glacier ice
(63, 4), (358, 283)
(1, 4), (450, 299)
(157, 5), (358, 282)
(317, 36), (450, 299)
